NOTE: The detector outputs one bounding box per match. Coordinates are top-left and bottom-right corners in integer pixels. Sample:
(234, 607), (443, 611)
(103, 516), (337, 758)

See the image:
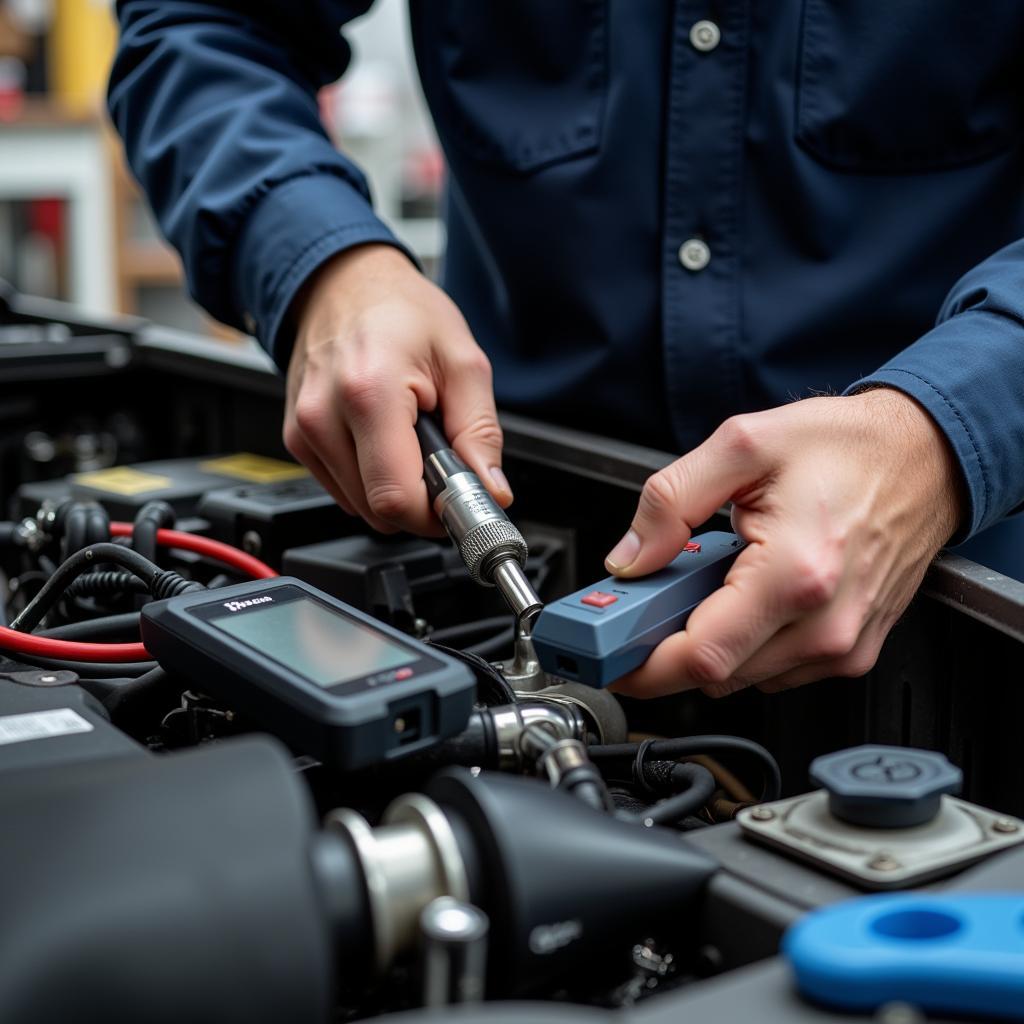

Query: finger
(283, 399), (357, 519)
(755, 632), (882, 693)
(612, 525), (849, 699)
(606, 415), (776, 576)
(754, 664), (832, 693)
(342, 375), (439, 535)
(306, 419), (401, 534)
(610, 540), (803, 699)
(289, 383), (401, 533)
(726, 605), (866, 688)
(439, 344), (511, 507)
(288, 433), (357, 519)
(325, 420), (410, 534)
(610, 631), (746, 700)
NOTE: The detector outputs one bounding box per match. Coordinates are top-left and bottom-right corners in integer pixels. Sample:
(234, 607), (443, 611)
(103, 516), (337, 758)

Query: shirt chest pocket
(410, 0), (608, 175)
(796, 0), (1024, 172)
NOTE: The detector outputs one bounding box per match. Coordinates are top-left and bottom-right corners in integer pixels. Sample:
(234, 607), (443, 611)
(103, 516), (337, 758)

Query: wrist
(849, 387), (965, 544)
(289, 243), (415, 339)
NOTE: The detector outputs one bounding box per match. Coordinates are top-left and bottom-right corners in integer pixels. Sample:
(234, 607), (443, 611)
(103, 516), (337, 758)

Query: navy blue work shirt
(109, 2), (1024, 573)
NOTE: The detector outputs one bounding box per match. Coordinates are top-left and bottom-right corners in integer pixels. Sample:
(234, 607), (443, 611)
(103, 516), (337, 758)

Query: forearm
(846, 237), (1024, 540)
(108, 0), (410, 365)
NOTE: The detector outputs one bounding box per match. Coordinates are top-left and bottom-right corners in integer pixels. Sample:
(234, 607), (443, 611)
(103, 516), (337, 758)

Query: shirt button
(678, 238), (711, 272)
(689, 20), (721, 53)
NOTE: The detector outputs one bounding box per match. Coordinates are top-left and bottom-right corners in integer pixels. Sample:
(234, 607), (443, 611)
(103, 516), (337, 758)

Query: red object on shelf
(0, 57), (26, 122)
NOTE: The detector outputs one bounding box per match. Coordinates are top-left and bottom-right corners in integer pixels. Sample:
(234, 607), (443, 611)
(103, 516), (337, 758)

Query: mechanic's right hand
(283, 243), (510, 535)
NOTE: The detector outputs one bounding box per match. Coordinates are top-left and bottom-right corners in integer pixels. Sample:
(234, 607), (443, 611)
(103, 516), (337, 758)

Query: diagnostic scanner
(141, 578), (475, 769)
(531, 531), (744, 688)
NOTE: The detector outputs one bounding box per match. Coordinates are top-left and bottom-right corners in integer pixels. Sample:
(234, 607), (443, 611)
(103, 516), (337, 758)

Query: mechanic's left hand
(605, 390), (963, 698)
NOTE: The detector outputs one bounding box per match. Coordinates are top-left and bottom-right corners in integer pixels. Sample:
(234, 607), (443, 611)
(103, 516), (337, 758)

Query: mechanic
(108, 3), (1024, 701)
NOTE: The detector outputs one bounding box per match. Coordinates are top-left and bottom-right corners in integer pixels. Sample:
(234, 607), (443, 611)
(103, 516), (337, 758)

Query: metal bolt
(867, 853), (902, 872)
(241, 530), (263, 556)
(992, 817), (1020, 834)
(39, 675), (57, 684)
(749, 806), (775, 822)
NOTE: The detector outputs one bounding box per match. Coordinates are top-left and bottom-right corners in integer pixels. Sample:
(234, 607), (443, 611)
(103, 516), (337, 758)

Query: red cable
(109, 523), (278, 580)
(0, 525), (278, 662)
(0, 630), (147, 663)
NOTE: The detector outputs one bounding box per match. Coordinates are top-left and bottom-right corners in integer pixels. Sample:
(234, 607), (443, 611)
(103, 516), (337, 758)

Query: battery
(198, 478), (353, 569)
(13, 452), (316, 524)
(0, 669), (145, 776)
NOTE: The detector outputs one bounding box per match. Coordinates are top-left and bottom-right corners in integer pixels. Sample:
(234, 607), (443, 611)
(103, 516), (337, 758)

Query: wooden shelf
(120, 241), (182, 284)
(1, 96), (100, 128)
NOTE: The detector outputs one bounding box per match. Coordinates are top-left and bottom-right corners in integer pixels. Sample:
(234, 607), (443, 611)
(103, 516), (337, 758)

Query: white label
(0, 708), (93, 747)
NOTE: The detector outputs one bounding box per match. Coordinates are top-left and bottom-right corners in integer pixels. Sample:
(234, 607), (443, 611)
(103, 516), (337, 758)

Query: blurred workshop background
(0, 0), (442, 338)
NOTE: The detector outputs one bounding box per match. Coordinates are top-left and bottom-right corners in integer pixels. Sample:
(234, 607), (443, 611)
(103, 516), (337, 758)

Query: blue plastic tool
(530, 531), (743, 688)
(785, 892), (1024, 1019)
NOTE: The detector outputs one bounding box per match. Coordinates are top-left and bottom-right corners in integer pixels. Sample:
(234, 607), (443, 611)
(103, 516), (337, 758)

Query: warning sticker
(0, 708), (93, 747)
(74, 466), (173, 496)
(200, 453), (308, 484)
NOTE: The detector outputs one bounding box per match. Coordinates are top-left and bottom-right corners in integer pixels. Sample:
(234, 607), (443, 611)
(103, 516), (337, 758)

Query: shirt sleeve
(846, 238), (1024, 541)
(108, 0), (414, 369)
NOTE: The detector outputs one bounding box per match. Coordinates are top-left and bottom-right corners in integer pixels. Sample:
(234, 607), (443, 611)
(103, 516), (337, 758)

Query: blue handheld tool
(784, 892), (1024, 1019)
(530, 531), (743, 688)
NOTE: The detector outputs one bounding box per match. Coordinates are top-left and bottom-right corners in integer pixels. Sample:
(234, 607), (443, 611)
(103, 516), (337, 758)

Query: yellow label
(73, 467), (173, 496)
(200, 453), (308, 484)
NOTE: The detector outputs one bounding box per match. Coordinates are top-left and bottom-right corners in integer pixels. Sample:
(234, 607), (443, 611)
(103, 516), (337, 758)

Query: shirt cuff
(844, 309), (1024, 543)
(231, 172), (417, 369)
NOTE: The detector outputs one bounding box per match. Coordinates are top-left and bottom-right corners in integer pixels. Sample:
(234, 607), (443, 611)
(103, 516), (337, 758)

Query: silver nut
(749, 806), (775, 822)
(457, 519), (528, 584)
(992, 817), (1020, 834)
(15, 518), (44, 552)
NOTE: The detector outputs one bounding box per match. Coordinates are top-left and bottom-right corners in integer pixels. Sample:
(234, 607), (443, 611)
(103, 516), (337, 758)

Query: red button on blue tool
(684, 541), (702, 553)
(581, 591), (618, 608)
(394, 667), (414, 681)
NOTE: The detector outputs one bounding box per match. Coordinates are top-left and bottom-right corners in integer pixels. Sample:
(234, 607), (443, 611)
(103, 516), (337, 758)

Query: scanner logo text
(222, 596), (274, 612)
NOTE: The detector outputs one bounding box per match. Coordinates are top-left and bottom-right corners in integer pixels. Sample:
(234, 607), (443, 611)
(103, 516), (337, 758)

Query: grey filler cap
(809, 744), (963, 829)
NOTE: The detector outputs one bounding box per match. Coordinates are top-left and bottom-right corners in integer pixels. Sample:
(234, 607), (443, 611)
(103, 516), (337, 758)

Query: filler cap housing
(810, 744), (963, 829)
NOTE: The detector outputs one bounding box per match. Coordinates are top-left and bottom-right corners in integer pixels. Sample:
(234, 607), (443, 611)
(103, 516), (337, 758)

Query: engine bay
(2, 289), (1024, 1024)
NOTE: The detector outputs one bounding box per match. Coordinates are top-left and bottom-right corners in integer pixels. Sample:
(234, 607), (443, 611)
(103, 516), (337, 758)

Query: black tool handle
(415, 412), (452, 457)
(416, 412), (470, 501)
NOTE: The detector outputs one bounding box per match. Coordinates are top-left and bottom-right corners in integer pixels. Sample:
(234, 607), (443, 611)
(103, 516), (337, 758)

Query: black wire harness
(427, 638), (517, 705)
(590, 735), (783, 806)
(9, 543), (204, 634)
